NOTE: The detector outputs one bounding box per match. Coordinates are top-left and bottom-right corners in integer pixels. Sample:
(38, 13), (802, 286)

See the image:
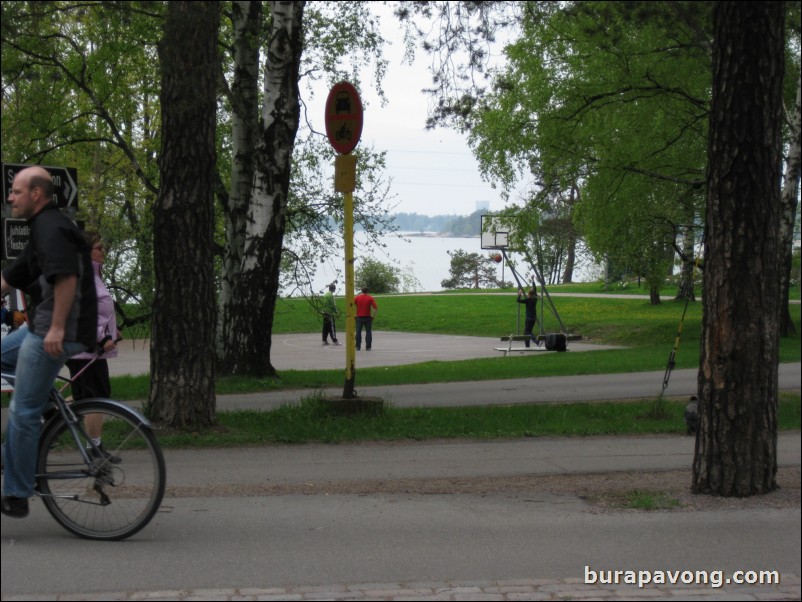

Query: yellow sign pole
(335, 154), (358, 398)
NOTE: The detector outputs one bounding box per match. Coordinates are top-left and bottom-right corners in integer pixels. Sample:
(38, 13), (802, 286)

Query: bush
(356, 258), (400, 294)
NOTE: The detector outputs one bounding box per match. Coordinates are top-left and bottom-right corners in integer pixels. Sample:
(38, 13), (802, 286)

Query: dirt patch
(165, 466), (800, 512)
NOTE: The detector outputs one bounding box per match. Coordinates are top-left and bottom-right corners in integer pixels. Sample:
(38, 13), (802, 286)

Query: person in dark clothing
(1, 166), (97, 519)
(516, 288), (541, 348)
(66, 232), (122, 463)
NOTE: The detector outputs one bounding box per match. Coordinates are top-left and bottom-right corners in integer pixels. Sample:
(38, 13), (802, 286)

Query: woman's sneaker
(89, 443), (122, 464)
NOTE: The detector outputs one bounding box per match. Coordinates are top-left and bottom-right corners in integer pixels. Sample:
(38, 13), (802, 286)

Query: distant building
(475, 200), (490, 212)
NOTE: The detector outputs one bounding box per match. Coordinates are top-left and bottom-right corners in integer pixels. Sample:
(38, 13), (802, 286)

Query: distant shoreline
(399, 232), (480, 239)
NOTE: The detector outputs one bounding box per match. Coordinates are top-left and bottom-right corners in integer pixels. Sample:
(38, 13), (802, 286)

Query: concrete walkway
(106, 331), (627, 377)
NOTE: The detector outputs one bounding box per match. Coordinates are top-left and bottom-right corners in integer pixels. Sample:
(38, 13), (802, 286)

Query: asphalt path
(213, 363), (802, 411)
(104, 332), (802, 411)
(2, 433), (800, 600)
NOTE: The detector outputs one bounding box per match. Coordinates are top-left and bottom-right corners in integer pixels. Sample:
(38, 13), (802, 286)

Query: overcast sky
(306, 4), (510, 218)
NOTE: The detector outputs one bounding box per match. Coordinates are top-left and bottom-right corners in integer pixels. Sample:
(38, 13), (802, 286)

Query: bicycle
(1, 358), (166, 541)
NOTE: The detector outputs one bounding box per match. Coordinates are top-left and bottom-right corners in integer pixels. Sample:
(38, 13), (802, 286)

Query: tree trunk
(693, 1), (784, 497)
(675, 228), (697, 302)
(561, 239), (575, 284)
(561, 184), (579, 284)
(218, 0), (263, 369)
(779, 74), (801, 337)
(218, 1), (305, 376)
(149, 1), (219, 428)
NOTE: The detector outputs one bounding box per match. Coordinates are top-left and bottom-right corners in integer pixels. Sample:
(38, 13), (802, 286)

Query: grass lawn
(99, 292), (802, 446)
(102, 292), (802, 399)
(155, 392), (802, 447)
(5, 291), (794, 445)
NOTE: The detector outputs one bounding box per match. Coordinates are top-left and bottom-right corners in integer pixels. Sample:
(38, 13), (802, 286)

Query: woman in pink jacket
(66, 232), (121, 463)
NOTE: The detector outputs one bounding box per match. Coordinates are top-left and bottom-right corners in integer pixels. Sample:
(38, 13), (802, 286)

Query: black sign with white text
(2, 163), (78, 210)
(2, 218), (31, 260)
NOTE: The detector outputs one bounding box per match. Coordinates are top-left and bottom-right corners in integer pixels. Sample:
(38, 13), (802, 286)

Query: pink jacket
(71, 261), (119, 360)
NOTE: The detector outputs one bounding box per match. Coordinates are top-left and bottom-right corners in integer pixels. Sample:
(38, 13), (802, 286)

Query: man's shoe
(322, 341), (329, 346)
(89, 443), (122, 464)
(1, 495), (29, 518)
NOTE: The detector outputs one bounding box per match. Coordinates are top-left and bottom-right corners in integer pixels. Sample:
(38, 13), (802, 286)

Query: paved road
(213, 362), (802, 412)
(2, 434), (800, 601)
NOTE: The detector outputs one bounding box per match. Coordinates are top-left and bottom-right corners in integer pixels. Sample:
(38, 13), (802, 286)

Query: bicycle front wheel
(37, 399), (166, 541)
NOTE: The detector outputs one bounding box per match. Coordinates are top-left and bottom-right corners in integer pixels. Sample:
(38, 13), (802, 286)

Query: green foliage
(355, 257), (400, 294)
(1, 2), (163, 318)
(441, 249), (501, 289)
(1, 1), (395, 323)
(470, 1), (712, 290)
(443, 210), (483, 237)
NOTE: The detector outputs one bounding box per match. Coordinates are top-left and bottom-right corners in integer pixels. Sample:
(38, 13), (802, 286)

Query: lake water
(302, 233), (488, 294)
(298, 232), (599, 295)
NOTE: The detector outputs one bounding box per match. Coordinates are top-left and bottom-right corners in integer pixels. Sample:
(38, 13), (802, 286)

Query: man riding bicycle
(1, 166), (97, 518)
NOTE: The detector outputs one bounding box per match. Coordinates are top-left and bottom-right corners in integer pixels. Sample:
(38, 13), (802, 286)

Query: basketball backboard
(481, 214), (519, 250)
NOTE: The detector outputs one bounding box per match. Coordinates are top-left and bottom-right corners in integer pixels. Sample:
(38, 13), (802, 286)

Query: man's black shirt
(2, 204), (97, 349)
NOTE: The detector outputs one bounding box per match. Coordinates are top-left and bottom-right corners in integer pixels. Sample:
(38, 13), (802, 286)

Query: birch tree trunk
(692, 1), (784, 497)
(218, 0), (305, 376)
(150, 1), (219, 427)
(218, 0), (262, 368)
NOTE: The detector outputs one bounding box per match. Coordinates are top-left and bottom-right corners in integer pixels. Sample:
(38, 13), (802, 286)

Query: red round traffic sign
(325, 82), (363, 155)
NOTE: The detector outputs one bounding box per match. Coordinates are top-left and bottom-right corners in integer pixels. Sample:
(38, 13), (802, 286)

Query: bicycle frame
(2, 348), (166, 540)
(2, 372), (98, 483)
(2, 356), (154, 489)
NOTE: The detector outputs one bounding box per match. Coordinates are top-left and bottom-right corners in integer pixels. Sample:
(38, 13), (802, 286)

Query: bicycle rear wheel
(37, 399), (166, 541)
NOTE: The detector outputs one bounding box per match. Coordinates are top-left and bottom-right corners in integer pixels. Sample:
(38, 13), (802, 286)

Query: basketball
(493, 254), (502, 263)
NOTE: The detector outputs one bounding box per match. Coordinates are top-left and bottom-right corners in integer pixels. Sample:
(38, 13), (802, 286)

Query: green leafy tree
(441, 249), (500, 289)
(1, 1), (396, 383)
(468, 2), (711, 303)
(355, 257), (400, 294)
(215, 1), (393, 377)
(0, 1), (163, 324)
(400, 1), (799, 310)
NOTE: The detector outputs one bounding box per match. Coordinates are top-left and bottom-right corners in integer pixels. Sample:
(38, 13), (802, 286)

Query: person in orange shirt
(354, 287), (377, 351)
